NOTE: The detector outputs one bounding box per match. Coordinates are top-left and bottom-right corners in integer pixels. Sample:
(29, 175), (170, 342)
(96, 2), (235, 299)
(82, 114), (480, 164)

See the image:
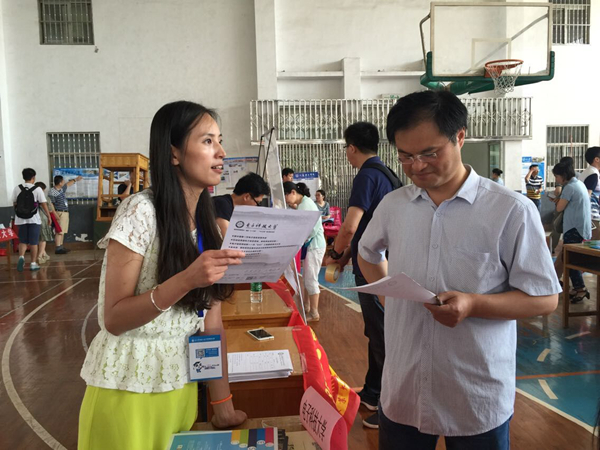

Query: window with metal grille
(38, 0), (94, 45)
(546, 125), (589, 187)
(552, 0), (591, 45)
(47, 132), (100, 204)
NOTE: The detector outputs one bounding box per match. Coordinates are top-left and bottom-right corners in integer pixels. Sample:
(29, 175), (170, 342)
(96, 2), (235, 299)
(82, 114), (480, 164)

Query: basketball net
(484, 59), (523, 96)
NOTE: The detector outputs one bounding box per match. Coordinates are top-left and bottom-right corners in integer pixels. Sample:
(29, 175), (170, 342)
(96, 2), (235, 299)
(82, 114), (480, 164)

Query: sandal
(570, 289), (590, 304)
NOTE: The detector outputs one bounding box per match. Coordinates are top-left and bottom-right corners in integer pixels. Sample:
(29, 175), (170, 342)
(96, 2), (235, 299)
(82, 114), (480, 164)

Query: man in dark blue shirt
(324, 121), (400, 429)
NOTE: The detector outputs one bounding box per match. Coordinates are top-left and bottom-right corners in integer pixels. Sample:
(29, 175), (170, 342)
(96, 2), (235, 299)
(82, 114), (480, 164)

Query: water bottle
(250, 282), (263, 303)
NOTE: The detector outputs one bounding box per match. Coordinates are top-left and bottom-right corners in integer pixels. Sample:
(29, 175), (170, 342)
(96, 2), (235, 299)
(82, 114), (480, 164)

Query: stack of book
(227, 350), (293, 383)
(167, 427), (291, 449)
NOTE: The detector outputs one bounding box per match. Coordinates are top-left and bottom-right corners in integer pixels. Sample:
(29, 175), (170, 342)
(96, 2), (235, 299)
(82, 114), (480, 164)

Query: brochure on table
(227, 350), (293, 383)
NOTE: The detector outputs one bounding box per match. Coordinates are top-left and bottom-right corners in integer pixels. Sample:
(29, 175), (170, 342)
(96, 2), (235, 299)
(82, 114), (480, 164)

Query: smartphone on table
(247, 328), (274, 341)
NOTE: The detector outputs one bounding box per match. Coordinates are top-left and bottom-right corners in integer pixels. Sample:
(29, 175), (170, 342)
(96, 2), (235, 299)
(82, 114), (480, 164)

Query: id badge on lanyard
(189, 335), (223, 381)
(188, 210), (221, 382)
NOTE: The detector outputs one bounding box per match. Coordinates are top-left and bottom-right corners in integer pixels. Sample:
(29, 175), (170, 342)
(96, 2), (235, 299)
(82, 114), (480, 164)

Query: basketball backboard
(431, 2), (552, 77)
(420, 2), (554, 94)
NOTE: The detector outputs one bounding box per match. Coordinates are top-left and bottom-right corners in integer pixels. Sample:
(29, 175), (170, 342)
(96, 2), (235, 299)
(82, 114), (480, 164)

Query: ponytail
(296, 182), (310, 197)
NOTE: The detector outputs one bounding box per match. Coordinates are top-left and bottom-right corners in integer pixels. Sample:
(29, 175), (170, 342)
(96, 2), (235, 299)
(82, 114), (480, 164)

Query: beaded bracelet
(150, 285), (171, 313)
(210, 393), (233, 406)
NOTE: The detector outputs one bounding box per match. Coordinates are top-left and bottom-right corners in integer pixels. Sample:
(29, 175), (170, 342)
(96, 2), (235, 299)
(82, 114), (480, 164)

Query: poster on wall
(293, 172), (320, 201)
(217, 156), (259, 195)
(521, 156), (545, 194)
(53, 168), (99, 199)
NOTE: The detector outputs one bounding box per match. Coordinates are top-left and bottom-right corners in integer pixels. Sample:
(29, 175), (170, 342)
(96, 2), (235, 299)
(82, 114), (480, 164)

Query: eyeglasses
(397, 138), (452, 165)
(251, 197), (262, 206)
(398, 152), (439, 165)
(343, 143), (350, 149)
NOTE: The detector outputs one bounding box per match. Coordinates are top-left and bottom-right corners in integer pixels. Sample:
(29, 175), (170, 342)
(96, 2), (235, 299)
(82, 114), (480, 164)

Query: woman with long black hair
(79, 101), (246, 449)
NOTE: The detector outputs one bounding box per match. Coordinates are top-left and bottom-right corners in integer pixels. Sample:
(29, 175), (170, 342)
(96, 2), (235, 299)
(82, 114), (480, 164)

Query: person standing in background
(525, 164), (543, 211)
(49, 174), (83, 254)
(491, 168), (504, 186)
(34, 181), (55, 264)
(315, 189), (331, 220)
(282, 168), (295, 182)
(12, 168), (51, 272)
(284, 181), (326, 323)
(323, 121), (401, 429)
(579, 147), (600, 240)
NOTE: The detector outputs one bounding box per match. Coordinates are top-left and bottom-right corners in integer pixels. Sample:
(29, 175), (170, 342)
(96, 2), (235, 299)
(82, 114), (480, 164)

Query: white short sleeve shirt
(81, 190), (205, 393)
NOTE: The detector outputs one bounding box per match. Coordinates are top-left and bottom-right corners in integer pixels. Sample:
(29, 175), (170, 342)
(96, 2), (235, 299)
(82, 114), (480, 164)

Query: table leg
(562, 247), (570, 329)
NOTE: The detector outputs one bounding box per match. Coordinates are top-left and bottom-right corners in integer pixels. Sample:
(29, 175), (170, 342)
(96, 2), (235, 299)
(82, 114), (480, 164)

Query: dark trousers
(563, 227), (585, 290)
(529, 197), (541, 212)
(355, 274), (385, 398)
(379, 408), (511, 450)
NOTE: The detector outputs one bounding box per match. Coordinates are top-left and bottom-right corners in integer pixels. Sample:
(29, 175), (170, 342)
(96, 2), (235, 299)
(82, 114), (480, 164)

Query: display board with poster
(293, 172), (320, 201)
(521, 156), (545, 194)
(52, 168), (99, 199)
(217, 156), (259, 195)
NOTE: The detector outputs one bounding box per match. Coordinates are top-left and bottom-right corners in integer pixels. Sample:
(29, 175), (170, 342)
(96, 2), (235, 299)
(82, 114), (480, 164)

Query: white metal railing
(250, 97), (532, 143)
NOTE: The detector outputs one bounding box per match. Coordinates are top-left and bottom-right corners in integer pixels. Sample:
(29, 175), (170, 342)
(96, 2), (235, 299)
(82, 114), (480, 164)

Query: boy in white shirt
(11, 168), (51, 271)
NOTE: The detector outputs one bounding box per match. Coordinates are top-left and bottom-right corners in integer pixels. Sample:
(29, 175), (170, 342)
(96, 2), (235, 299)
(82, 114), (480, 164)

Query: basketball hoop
(484, 59), (523, 95)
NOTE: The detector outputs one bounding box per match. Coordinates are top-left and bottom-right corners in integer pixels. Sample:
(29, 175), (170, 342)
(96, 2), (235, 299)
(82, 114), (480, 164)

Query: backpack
(361, 160), (403, 190)
(15, 185), (39, 219)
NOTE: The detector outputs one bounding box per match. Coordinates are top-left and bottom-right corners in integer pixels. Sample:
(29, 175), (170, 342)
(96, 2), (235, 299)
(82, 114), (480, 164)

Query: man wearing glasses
(212, 172), (270, 236)
(358, 90), (560, 450)
(323, 121), (401, 429)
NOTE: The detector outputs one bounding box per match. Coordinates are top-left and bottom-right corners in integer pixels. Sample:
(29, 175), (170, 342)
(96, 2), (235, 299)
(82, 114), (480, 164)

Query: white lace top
(81, 190), (205, 393)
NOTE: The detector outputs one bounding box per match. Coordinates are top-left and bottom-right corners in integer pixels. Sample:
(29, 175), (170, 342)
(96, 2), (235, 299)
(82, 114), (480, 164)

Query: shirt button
(432, 244), (438, 249)
(424, 377), (428, 382)
(436, 212), (442, 217)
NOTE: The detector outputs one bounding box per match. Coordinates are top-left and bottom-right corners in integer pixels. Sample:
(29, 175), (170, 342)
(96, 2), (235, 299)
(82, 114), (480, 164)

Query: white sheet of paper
(342, 272), (439, 304)
(220, 206), (321, 283)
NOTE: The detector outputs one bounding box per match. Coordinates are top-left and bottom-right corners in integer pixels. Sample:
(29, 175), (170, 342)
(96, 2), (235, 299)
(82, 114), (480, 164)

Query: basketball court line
(566, 331), (592, 340)
(0, 282), (67, 321)
(537, 348), (550, 362)
(516, 370), (600, 380)
(516, 388), (596, 435)
(2, 278), (86, 450)
(0, 261), (100, 321)
(0, 279), (73, 283)
(538, 379), (558, 400)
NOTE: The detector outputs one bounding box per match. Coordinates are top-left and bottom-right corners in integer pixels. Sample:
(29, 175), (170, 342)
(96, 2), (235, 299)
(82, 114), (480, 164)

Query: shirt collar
(410, 165), (480, 205)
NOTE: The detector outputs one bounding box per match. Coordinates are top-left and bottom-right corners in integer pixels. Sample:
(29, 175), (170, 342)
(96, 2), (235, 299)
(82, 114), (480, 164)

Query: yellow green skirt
(78, 383), (197, 450)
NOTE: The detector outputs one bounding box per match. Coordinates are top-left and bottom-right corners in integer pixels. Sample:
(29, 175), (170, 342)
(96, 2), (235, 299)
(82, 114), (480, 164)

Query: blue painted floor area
(318, 265), (359, 303)
(319, 266), (600, 427)
(517, 374), (600, 426)
(516, 318), (600, 426)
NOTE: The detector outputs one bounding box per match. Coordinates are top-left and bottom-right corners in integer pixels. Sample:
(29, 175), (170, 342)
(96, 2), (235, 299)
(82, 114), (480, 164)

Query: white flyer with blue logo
(188, 335), (223, 382)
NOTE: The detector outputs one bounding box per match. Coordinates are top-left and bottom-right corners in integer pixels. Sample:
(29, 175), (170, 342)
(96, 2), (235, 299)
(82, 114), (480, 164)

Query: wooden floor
(0, 250), (596, 449)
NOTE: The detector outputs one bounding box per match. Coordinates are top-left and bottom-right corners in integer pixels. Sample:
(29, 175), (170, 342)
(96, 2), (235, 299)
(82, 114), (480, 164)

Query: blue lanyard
(196, 209), (204, 318)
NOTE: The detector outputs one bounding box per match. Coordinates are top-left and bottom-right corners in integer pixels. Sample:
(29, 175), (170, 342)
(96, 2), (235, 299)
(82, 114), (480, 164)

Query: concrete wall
(0, 0), (257, 205)
(0, 0), (597, 202)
